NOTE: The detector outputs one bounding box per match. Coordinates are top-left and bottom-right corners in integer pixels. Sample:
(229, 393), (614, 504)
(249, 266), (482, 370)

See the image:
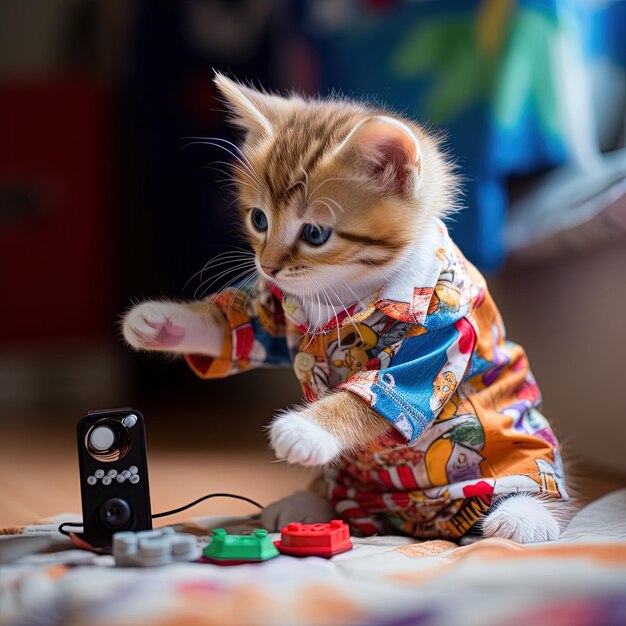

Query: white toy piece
(113, 527), (202, 567)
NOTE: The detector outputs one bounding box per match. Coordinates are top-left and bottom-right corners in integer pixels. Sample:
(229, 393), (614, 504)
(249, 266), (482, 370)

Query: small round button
(94, 469), (105, 479)
(129, 474), (140, 484)
(122, 414), (137, 428)
(107, 469), (118, 478)
(89, 426), (115, 452)
(116, 474), (127, 483)
(129, 466), (138, 475)
(102, 476), (112, 486)
(121, 470), (131, 479)
(87, 476), (97, 486)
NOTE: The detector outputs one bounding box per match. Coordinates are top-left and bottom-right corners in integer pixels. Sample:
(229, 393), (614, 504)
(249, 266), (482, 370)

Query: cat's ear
(334, 116), (421, 194)
(213, 72), (291, 140)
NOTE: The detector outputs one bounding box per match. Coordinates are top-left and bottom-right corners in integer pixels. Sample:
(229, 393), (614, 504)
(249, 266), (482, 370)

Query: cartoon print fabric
(185, 218), (568, 539)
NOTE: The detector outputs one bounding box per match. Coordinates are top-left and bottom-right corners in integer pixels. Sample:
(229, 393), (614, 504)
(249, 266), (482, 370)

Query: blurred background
(1, 0), (625, 524)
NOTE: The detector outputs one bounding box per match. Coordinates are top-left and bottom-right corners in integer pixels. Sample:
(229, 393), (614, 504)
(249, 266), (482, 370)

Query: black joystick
(77, 408), (152, 547)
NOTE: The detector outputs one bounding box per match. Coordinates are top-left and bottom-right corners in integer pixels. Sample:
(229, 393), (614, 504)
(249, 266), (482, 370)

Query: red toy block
(274, 520), (353, 558)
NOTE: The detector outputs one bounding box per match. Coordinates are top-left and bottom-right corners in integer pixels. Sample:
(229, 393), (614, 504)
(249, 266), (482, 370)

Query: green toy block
(203, 528), (280, 563)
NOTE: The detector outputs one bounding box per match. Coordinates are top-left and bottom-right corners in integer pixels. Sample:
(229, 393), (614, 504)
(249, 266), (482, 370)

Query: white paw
(482, 494), (560, 544)
(122, 301), (189, 351)
(260, 491), (337, 531)
(270, 410), (343, 466)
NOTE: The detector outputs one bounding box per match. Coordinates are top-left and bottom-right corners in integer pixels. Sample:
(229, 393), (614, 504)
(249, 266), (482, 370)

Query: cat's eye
(301, 224), (332, 246)
(250, 208), (268, 232)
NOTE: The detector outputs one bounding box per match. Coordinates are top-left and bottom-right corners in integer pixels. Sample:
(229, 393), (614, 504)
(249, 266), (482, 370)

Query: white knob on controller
(89, 426), (115, 451)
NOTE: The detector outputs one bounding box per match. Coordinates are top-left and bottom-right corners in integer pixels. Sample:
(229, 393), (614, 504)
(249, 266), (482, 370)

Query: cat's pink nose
(261, 265), (280, 278)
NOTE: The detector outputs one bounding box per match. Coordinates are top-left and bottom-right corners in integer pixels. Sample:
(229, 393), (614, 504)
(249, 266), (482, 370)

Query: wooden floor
(2, 421), (624, 529)
(0, 425), (314, 528)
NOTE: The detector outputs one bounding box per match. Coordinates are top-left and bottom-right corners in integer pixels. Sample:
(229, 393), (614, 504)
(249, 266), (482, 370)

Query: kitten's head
(214, 73), (457, 302)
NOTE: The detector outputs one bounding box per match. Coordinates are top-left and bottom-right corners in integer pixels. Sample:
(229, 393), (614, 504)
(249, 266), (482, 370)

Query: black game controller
(77, 408), (152, 547)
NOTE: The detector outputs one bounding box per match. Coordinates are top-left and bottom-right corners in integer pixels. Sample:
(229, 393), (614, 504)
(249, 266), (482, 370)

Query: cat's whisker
(183, 252), (254, 293)
(297, 283), (316, 347)
(315, 288), (322, 334)
(315, 196), (346, 213)
(204, 167), (235, 182)
(199, 259), (257, 287)
(321, 286), (342, 349)
(224, 197), (242, 213)
(287, 178), (308, 197)
(292, 280), (313, 337)
(196, 257), (257, 287)
(310, 290), (321, 338)
(203, 250), (254, 262)
(302, 333), (316, 351)
(301, 284), (313, 337)
(240, 273), (261, 312)
(196, 268), (253, 302)
(226, 271), (260, 319)
(205, 168), (261, 196)
(180, 136), (256, 172)
(300, 166), (310, 204)
(195, 262), (257, 300)
(217, 179), (260, 193)
(242, 281), (261, 314)
(357, 257), (393, 286)
(199, 269), (258, 332)
(180, 140), (245, 165)
(218, 179), (261, 193)
(212, 160), (263, 192)
(182, 135), (260, 182)
(337, 277), (371, 309)
(195, 252), (255, 277)
(309, 199), (336, 222)
(208, 165), (262, 194)
(308, 176), (358, 198)
(199, 269), (257, 331)
(325, 283), (364, 343)
(202, 257), (256, 272)
(181, 140), (264, 188)
(306, 281), (318, 336)
(206, 164), (240, 179)
(200, 268), (257, 313)
(182, 136), (244, 152)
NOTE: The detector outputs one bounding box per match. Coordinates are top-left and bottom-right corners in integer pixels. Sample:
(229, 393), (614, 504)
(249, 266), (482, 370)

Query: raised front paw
(122, 301), (189, 351)
(269, 410), (343, 466)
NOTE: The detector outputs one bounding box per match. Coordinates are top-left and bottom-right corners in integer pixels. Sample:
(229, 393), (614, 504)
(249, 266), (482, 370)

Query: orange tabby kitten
(123, 74), (572, 543)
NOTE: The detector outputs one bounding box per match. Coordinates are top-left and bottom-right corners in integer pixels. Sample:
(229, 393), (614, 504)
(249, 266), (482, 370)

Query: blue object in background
(292, 0), (626, 270)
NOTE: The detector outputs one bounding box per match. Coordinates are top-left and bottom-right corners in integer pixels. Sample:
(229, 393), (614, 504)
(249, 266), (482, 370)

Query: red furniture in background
(0, 80), (111, 347)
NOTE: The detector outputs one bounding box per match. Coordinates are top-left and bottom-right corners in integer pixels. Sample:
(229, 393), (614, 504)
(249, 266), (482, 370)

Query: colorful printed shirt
(185, 218), (568, 539)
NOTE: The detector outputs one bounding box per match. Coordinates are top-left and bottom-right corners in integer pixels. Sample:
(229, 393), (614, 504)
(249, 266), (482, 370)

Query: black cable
(57, 492), (263, 538)
(58, 522), (84, 537)
(152, 492), (264, 519)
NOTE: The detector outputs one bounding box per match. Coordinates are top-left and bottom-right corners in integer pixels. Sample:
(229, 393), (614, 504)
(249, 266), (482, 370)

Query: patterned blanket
(2, 490), (626, 626)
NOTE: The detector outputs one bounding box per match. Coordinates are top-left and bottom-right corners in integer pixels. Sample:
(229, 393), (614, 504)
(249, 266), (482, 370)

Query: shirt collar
(373, 218), (450, 324)
(273, 218), (450, 331)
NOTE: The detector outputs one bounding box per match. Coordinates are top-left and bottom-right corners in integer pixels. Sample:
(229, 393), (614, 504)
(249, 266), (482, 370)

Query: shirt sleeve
(339, 318), (476, 443)
(184, 280), (291, 379)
